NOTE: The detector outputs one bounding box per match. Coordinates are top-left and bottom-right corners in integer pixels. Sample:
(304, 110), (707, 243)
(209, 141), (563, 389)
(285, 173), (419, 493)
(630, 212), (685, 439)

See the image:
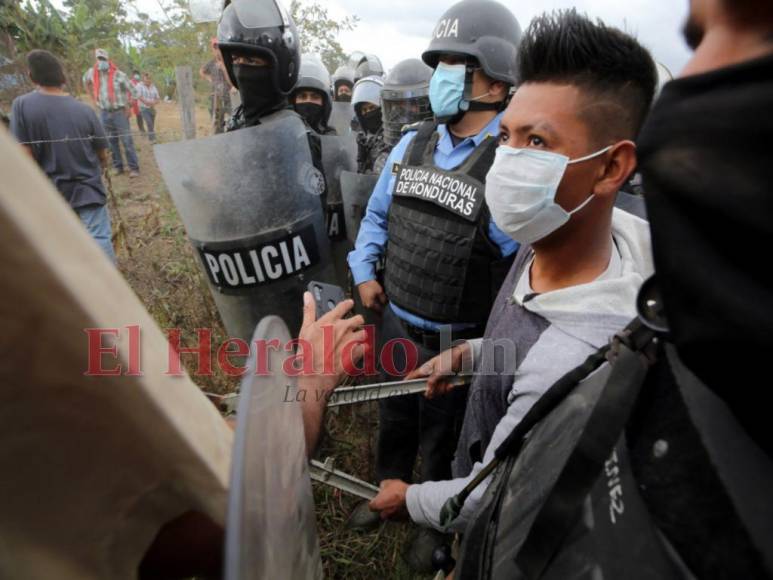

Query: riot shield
(340, 171), (379, 246)
(225, 316), (322, 580)
(188, 0), (223, 22)
(329, 101), (355, 137)
(319, 134), (358, 290)
(155, 113), (337, 339)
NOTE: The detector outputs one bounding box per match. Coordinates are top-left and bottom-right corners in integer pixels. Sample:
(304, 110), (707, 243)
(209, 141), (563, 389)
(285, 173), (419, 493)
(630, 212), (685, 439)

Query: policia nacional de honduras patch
(391, 163), (485, 222)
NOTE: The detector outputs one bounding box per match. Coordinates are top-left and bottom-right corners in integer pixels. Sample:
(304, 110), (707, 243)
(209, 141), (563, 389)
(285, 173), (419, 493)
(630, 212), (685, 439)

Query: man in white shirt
(137, 72), (161, 143)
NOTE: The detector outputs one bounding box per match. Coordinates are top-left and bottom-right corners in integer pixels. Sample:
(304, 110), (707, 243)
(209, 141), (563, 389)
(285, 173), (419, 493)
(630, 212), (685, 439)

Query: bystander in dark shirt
(10, 91), (108, 208)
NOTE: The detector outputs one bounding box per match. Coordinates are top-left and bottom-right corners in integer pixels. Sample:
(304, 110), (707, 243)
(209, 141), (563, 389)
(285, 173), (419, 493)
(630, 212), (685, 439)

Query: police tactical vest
(384, 121), (508, 325)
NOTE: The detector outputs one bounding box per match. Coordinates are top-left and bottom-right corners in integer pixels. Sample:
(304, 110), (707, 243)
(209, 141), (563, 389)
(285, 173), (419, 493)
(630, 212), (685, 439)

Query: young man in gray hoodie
(368, 10), (658, 531)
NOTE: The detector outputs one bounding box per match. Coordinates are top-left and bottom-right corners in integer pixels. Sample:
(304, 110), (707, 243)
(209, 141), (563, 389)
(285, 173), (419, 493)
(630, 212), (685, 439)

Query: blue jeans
(141, 107), (157, 142)
(77, 203), (116, 263)
(100, 109), (139, 172)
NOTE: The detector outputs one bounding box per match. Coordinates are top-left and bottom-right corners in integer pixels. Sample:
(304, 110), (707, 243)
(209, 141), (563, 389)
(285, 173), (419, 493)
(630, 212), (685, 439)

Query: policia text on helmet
(217, 0), (300, 128)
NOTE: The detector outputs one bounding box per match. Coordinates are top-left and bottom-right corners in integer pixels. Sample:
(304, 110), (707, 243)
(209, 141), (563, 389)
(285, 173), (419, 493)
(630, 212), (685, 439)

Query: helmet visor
(382, 96), (432, 126)
(232, 0), (283, 28)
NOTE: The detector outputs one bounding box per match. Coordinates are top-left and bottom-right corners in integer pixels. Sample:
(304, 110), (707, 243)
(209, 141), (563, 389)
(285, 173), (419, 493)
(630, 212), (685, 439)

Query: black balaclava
(358, 107), (382, 135)
(294, 102), (325, 132)
(233, 64), (281, 126)
(637, 52), (773, 454)
(336, 83), (353, 102)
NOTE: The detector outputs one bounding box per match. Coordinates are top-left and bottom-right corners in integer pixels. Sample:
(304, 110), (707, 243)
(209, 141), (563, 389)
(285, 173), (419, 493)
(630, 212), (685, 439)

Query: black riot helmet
(353, 54), (384, 83)
(291, 54), (333, 130)
(422, 0), (521, 86)
(217, 0), (300, 95)
(381, 58), (434, 146)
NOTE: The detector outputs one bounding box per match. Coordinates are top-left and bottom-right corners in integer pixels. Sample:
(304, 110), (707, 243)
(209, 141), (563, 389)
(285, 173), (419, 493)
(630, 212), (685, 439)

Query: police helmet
(354, 54), (384, 82)
(381, 58), (434, 146)
(422, 0), (521, 85)
(347, 51), (367, 70)
(292, 54), (333, 125)
(352, 75), (383, 112)
(332, 65), (355, 95)
(217, 0), (300, 94)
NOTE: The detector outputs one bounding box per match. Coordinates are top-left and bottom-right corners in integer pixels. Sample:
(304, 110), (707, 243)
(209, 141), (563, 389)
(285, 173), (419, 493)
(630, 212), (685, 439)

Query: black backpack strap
(465, 136), (498, 183)
(493, 339), (616, 461)
(440, 336), (615, 527)
(440, 291), (661, 529)
(515, 322), (657, 578)
(406, 120), (438, 166)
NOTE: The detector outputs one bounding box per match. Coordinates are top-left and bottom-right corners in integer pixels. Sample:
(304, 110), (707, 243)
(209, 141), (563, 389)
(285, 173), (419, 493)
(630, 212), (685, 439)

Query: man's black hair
(26, 49), (66, 88)
(516, 10), (657, 143)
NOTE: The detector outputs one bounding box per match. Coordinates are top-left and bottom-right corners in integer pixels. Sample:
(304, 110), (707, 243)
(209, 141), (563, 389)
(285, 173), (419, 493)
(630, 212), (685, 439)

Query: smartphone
(308, 281), (347, 319)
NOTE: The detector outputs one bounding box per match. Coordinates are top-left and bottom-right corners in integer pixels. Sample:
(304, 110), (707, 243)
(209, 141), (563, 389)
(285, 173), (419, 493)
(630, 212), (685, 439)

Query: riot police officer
(351, 75), (388, 174)
(331, 65), (355, 102)
(380, 58), (434, 147)
(157, 0), (338, 339)
(217, 0), (299, 130)
(291, 54), (337, 136)
(346, 0), (522, 568)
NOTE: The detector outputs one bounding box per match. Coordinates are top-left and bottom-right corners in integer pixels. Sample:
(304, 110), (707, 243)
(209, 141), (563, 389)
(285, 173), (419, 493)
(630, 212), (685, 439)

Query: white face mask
(484, 145), (612, 244)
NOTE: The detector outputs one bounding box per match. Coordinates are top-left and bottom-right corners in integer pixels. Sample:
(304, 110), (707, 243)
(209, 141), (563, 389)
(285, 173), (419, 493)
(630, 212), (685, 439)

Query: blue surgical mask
(485, 145), (613, 244)
(429, 62), (466, 119)
(97, 60), (109, 72)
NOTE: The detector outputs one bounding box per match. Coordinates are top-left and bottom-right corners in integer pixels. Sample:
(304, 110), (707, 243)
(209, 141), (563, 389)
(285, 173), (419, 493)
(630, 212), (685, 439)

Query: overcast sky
(70, 0), (693, 77)
(330, 0), (693, 75)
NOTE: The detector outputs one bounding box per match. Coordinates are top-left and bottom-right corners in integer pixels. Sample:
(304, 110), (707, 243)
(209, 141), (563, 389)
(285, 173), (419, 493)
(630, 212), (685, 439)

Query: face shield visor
(380, 86), (432, 145)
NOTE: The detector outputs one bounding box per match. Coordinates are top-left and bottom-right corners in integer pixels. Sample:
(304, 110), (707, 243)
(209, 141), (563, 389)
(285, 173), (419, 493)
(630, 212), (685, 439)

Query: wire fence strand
(17, 129), (187, 146)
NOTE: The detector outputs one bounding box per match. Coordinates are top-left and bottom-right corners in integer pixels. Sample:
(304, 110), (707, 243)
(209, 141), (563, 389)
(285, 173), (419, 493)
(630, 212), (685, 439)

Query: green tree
(1, 0), (356, 101)
(126, 0), (215, 97)
(290, 0), (357, 74)
(0, 0), (134, 91)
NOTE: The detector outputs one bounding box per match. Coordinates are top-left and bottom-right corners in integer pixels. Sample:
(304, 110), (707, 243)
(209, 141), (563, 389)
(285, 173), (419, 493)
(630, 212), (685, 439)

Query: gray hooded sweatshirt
(405, 208), (654, 532)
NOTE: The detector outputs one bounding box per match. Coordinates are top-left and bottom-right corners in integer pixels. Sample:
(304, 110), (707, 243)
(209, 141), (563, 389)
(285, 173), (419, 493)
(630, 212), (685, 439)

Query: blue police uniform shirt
(347, 113), (520, 331)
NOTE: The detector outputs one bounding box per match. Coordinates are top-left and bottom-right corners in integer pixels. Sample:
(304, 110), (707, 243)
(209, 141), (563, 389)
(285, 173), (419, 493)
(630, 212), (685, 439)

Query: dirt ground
(109, 101), (430, 579)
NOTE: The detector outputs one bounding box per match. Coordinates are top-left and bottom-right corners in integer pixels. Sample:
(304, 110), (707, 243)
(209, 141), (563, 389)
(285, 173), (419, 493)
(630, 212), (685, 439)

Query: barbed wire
(17, 128), (190, 146)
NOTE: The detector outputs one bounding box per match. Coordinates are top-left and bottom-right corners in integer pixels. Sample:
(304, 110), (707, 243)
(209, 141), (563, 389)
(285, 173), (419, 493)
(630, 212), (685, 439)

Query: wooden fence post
(175, 65), (196, 140)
